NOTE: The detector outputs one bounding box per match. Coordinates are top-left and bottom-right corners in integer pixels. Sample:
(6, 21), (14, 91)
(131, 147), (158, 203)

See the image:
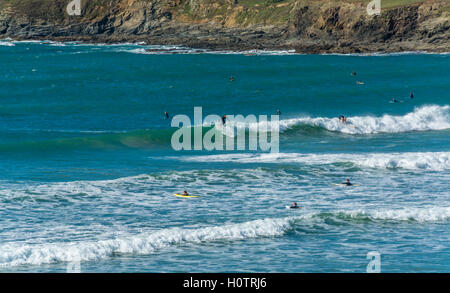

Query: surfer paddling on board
(290, 202), (301, 209)
(342, 179), (353, 186)
(183, 190), (189, 196)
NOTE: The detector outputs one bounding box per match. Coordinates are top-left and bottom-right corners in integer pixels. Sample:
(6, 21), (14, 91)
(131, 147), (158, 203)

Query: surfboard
(174, 193), (199, 198)
(332, 183), (360, 187)
(285, 206), (303, 210)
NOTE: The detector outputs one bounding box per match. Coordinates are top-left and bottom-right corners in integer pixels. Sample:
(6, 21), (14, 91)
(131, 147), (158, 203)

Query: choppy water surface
(0, 40), (449, 272)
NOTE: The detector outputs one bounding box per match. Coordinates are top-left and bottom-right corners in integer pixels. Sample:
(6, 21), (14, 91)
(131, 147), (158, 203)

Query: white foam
(121, 47), (296, 55)
(345, 206), (450, 222)
(0, 217), (293, 267)
(0, 41), (15, 47)
(1, 205), (448, 267)
(177, 152), (450, 171)
(121, 46), (207, 55)
(227, 105), (450, 134)
(321, 51), (442, 57)
(206, 49), (297, 55)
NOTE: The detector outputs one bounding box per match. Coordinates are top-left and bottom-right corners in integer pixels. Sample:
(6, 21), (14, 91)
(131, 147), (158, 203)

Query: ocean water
(0, 40), (449, 272)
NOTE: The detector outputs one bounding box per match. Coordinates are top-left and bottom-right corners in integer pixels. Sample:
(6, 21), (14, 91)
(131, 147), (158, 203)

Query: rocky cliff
(0, 0), (449, 53)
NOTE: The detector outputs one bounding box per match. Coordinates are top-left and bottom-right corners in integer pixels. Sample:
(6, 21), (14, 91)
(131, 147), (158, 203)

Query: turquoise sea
(0, 40), (449, 272)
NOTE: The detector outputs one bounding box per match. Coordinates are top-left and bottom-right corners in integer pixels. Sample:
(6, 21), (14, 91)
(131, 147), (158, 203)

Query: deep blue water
(0, 40), (449, 272)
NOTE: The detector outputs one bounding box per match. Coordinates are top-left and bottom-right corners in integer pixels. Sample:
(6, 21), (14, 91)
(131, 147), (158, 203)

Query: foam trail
(121, 47), (295, 56)
(177, 152), (450, 171)
(0, 217), (293, 267)
(234, 105), (450, 134)
(321, 51), (431, 57)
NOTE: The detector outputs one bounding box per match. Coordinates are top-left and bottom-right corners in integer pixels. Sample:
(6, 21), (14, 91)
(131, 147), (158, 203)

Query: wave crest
(1, 206), (448, 267)
(0, 217), (292, 267)
(0, 41), (14, 47)
(177, 152), (450, 171)
(236, 105), (450, 134)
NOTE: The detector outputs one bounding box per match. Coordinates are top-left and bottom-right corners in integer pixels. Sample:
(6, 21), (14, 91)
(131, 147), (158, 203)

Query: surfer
(183, 190), (189, 196)
(222, 115), (227, 125)
(351, 71), (357, 76)
(392, 98), (399, 103)
(164, 112), (170, 119)
(290, 202), (300, 209)
(339, 115), (347, 124)
(343, 179), (353, 186)
(277, 109), (281, 115)
(230, 76), (235, 82)
(410, 92), (414, 99)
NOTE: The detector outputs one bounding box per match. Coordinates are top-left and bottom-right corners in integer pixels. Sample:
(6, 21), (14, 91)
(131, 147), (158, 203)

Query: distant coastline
(1, 0), (449, 54)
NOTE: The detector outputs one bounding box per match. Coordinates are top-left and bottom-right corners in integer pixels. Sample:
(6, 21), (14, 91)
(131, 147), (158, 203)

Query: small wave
(0, 41), (15, 47)
(119, 45), (207, 55)
(206, 49), (297, 56)
(0, 129), (175, 152)
(0, 217), (292, 267)
(177, 151), (450, 171)
(119, 46), (296, 56)
(334, 206), (450, 223)
(320, 51), (446, 56)
(1, 205), (448, 267)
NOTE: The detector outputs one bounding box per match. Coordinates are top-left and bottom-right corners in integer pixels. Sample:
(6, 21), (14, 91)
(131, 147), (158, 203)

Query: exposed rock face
(0, 0), (449, 53)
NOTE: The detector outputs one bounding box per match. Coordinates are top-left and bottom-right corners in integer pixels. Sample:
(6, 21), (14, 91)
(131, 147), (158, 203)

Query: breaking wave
(1, 206), (448, 267)
(232, 105), (450, 134)
(0, 41), (14, 47)
(337, 206), (450, 222)
(177, 151), (450, 171)
(0, 217), (292, 267)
